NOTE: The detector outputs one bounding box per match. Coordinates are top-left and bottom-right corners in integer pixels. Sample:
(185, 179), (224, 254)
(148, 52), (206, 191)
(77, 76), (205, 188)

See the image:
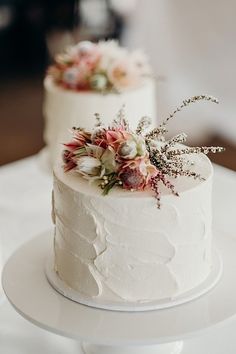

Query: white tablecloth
(0, 154), (236, 353)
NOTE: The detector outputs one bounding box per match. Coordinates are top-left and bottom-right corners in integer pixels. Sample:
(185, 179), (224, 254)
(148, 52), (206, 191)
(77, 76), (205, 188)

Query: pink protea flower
(119, 167), (146, 190)
(119, 159), (158, 190)
(92, 129), (131, 150)
(63, 150), (77, 172)
(64, 129), (91, 152)
(62, 63), (92, 89)
(105, 130), (132, 151)
(91, 128), (108, 148)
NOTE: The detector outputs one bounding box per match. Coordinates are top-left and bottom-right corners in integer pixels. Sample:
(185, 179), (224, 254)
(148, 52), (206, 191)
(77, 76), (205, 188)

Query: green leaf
(102, 179), (118, 196)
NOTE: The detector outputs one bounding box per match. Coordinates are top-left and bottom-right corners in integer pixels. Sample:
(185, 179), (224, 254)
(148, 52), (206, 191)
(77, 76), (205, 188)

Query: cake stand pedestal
(2, 232), (236, 354)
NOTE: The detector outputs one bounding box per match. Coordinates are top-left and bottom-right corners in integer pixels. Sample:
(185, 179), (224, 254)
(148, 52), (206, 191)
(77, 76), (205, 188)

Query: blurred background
(0, 0), (235, 169)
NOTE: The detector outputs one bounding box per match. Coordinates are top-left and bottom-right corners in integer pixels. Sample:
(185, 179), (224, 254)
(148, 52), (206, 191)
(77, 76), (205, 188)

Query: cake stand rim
(2, 230), (236, 346)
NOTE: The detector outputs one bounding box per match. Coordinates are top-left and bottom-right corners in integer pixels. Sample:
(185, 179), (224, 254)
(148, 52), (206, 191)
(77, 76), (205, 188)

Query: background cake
(43, 41), (157, 164)
(49, 96), (224, 308)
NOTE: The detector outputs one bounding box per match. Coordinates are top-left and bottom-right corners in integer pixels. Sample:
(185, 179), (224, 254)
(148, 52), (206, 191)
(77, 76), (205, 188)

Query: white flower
(129, 50), (152, 75)
(97, 40), (127, 72)
(76, 145), (117, 180)
(86, 144), (118, 173)
(101, 147), (118, 173)
(67, 41), (96, 58)
(76, 41), (95, 55)
(118, 136), (147, 159)
(90, 74), (108, 91)
(76, 156), (102, 177)
(118, 140), (137, 159)
(135, 136), (147, 157)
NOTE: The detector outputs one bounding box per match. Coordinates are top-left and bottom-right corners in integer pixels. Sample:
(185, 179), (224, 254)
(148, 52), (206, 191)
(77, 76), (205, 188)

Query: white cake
(52, 152), (213, 304)
(44, 77), (157, 164)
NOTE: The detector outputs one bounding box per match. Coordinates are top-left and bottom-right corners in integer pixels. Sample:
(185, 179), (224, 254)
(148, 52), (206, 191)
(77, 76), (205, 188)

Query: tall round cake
(43, 41), (157, 163)
(52, 153), (213, 304)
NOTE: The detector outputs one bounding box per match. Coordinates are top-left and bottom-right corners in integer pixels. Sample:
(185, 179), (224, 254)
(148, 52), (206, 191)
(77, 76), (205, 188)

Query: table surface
(0, 154), (236, 353)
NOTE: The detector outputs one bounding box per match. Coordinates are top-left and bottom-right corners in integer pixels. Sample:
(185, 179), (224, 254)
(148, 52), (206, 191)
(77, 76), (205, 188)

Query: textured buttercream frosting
(52, 153), (213, 303)
(43, 77), (157, 164)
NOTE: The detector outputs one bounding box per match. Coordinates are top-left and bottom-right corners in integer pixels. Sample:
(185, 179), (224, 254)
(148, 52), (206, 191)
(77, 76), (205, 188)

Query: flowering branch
(166, 146), (225, 157)
(146, 95), (219, 141)
(111, 105), (130, 131)
(94, 113), (103, 127)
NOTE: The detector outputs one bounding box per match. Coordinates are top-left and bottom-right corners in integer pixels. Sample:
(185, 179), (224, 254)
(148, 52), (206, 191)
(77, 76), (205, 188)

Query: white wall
(123, 0), (236, 143)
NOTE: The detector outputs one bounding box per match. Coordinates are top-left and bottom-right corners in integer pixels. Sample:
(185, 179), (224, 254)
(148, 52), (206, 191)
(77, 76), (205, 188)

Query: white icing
(52, 153), (214, 303)
(94, 247), (178, 301)
(43, 77), (157, 164)
(54, 239), (101, 297)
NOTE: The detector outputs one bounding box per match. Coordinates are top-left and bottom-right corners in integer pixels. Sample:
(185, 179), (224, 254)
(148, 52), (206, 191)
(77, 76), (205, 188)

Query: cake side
(52, 153), (213, 303)
(43, 77), (157, 164)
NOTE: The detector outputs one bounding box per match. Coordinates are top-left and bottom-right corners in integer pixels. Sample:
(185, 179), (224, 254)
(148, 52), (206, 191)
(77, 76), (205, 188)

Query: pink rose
(107, 58), (141, 90)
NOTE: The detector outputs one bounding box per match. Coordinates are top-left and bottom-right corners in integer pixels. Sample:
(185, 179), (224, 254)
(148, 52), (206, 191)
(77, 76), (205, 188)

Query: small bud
(90, 74), (108, 91)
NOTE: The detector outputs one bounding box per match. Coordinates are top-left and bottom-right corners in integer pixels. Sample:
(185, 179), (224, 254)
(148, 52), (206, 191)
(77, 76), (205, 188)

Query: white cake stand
(2, 231), (236, 354)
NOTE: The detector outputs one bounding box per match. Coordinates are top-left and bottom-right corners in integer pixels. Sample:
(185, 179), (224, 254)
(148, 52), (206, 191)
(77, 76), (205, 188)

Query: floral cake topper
(62, 95), (224, 207)
(48, 40), (151, 92)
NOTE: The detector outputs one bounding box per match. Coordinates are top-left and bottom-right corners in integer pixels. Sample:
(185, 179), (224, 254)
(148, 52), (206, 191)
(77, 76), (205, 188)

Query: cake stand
(2, 231), (236, 354)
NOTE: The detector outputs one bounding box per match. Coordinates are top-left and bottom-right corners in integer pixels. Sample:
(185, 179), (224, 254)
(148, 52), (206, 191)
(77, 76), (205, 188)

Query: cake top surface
(47, 40), (151, 93)
(59, 95), (224, 207)
(54, 152), (212, 199)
